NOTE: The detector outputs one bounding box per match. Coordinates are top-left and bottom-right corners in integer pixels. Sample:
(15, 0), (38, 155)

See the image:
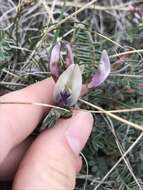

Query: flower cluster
(49, 43), (111, 108)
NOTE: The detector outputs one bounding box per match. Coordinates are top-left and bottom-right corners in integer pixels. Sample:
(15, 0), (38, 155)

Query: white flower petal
(70, 64), (82, 105)
(54, 64), (82, 107)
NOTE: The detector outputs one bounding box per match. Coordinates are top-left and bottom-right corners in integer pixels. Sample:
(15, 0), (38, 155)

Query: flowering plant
(50, 43), (111, 108)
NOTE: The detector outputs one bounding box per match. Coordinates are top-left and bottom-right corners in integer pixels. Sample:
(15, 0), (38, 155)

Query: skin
(0, 78), (93, 190)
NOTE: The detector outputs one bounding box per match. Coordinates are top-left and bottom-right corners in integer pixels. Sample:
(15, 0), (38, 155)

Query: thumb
(12, 111), (93, 190)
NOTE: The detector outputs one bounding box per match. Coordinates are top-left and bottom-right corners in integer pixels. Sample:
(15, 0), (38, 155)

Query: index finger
(0, 78), (55, 163)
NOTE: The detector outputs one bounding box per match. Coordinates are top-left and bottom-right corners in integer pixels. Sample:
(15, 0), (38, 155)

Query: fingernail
(65, 111), (93, 155)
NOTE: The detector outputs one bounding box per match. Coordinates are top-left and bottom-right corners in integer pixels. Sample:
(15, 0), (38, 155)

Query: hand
(0, 78), (93, 190)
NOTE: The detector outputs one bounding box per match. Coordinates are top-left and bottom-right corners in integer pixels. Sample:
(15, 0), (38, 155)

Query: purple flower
(65, 44), (74, 66)
(49, 44), (61, 81)
(88, 50), (111, 89)
(49, 44), (111, 107)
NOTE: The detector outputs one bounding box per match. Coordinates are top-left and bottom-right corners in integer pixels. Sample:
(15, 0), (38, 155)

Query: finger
(0, 139), (81, 181)
(76, 156), (82, 173)
(0, 78), (55, 163)
(12, 111), (93, 190)
(0, 137), (33, 180)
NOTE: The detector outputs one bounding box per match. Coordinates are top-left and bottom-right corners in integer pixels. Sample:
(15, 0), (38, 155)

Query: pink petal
(49, 44), (61, 81)
(65, 44), (74, 67)
(88, 50), (111, 88)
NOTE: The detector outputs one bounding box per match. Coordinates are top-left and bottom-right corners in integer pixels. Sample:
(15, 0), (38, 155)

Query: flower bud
(65, 44), (74, 66)
(49, 44), (61, 81)
(54, 64), (82, 107)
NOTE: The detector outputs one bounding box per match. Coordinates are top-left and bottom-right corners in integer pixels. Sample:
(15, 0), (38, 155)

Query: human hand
(0, 78), (93, 190)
